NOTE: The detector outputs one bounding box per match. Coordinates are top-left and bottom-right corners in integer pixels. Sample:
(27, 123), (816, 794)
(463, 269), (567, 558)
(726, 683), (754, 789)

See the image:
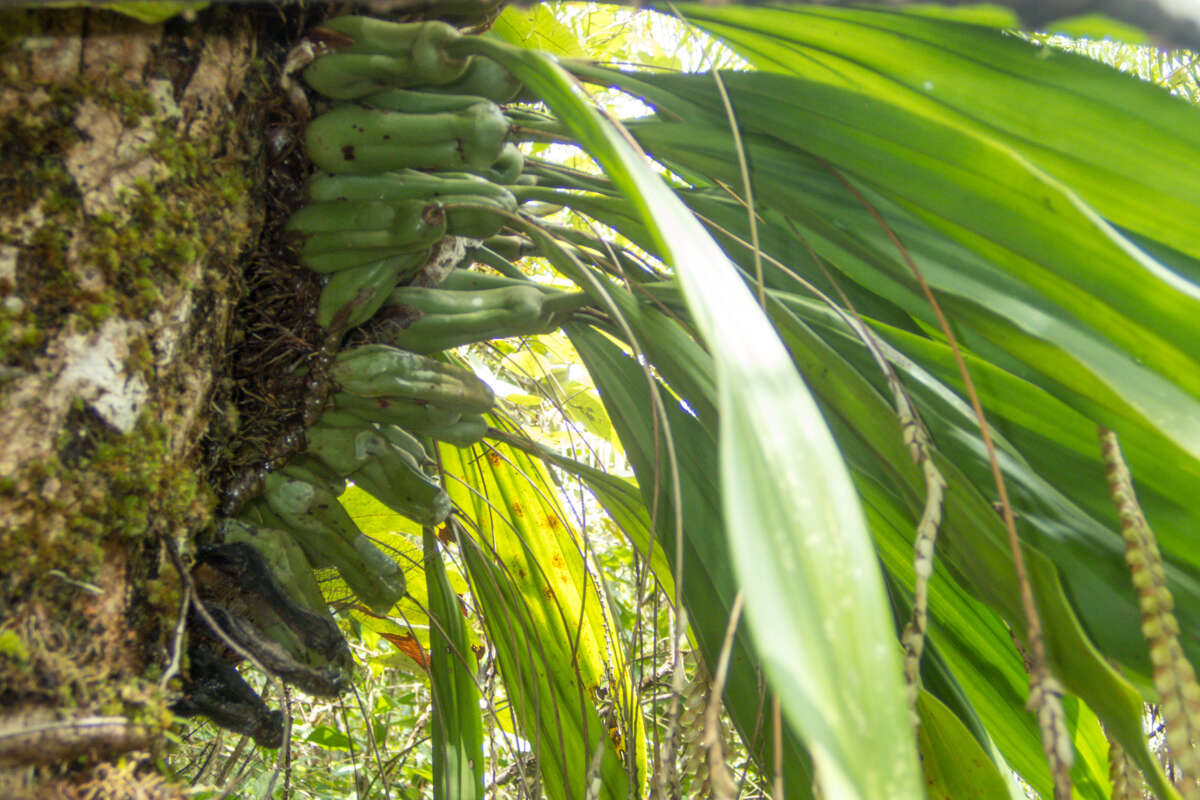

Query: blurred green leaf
(425, 528), (484, 800)
(306, 725), (352, 751)
(44, 0), (207, 22)
(917, 690), (1017, 800)
(490, 4), (586, 58)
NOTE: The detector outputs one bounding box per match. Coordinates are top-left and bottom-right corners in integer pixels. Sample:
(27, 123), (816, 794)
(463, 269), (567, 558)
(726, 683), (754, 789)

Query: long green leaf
(462, 37), (923, 800)
(567, 321), (812, 794)
(605, 70), (1200, 474)
(425, 527), (484, 800)
(916, 690), (1017, 800)
(441, 436), (641, 800)
(490, 429), (676, 602)
(669, 3), (1200, 264)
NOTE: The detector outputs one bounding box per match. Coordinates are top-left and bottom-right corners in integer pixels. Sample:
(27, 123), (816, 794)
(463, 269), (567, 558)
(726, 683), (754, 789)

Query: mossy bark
(0, 7), (264, 797)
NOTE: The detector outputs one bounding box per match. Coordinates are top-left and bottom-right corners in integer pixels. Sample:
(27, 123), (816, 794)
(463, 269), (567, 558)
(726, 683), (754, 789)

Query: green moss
(0, 298), (47, 365)
(141, 575), (181, 616)
(75, 417), (211, 541)
(74, 110), (253, 325)
(0, 630), (29, 663)
(1, 412), (213, 606)
(1, 82), (83, 368)
(0, 90), (81, 213)
(83, 301), (115, 324)
(1, 72), (255, 372)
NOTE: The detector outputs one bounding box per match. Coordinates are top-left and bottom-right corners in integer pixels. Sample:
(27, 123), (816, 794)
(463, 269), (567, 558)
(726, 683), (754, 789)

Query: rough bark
(0, 6), (271, 797)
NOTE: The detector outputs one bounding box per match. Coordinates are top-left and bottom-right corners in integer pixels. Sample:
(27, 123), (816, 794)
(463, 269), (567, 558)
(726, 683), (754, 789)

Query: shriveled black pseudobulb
(173, 542), (356, 744)
(171, 642), (284, 749)
(190, 542), (352, 696)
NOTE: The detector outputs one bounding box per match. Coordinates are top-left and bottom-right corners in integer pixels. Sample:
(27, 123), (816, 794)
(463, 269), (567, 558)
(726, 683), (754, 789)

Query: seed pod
(305, 104), (509, 174)
(302, 246), (415, 274)
(333, 391), (463, 431)
(289, 200), (446, 273)
(374, 423), (433, 468)
(218, 519), (336, 642)
(287, 199), (401, 233)
(303, 226), (442, 256)
(381, 284), (548, 354)
(332, 344), (495, 414)
(304, 18), (468, 98)
(442, 194), (515, 239)
(283, 456), (348, 497)
(303, 421), (377, 477)
(423, 414), (488, 448)
(349, 437), (451, 526)
(261, 472), (406, 614)
(413, 54), (523, 103)
(309, 169), (517, 207)
(315, 408), (373, 430)
(438, 267), (538, 292)
(317, 249), (430, 330)
(240, 499), (333, 570)
(476, 142), (524, 185)
(361, 87), (488, 114)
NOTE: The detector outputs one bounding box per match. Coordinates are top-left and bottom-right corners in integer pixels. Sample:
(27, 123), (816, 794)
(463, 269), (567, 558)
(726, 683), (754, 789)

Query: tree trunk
(0, 2), (509, 793)
(0, 6), (279, 796)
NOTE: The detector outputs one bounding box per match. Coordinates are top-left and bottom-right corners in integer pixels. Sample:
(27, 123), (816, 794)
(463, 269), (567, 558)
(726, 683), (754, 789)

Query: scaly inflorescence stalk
(1100, 426), (1200, 798)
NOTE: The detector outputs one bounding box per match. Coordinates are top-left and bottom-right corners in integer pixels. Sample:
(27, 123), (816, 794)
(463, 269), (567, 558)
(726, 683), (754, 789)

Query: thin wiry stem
(707, 591), (744, 800)
(352, 683), (391, 800)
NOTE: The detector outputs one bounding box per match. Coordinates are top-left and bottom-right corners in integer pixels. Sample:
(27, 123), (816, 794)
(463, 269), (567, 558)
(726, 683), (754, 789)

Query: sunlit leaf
(491, 3), (587, 58)
(306, 725), (352, 751)
(441, 430), (646, 799)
